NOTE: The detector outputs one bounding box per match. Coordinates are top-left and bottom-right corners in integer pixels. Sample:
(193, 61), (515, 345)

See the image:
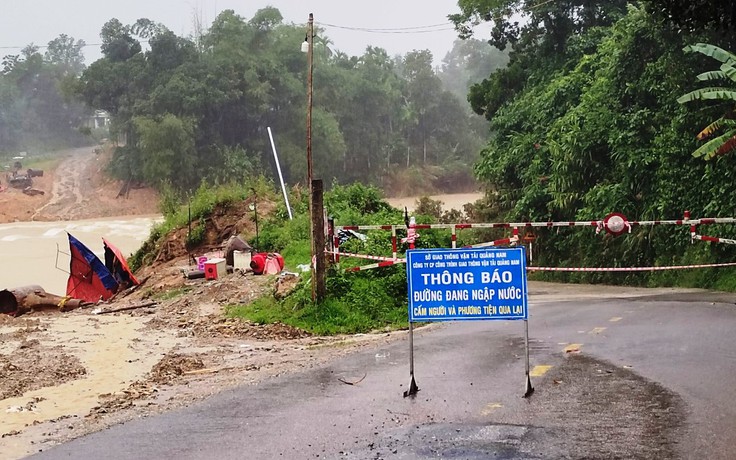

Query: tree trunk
(0, 285), (87, 316)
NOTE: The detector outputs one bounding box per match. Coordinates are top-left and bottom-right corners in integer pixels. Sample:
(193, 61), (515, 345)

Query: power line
(318, 21), (452, 31)
(317, 21), (456, 34)
(0, 20), (460, 51)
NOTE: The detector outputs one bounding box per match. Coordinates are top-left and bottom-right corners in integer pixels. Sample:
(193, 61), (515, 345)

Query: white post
(267, 126), (293, 220)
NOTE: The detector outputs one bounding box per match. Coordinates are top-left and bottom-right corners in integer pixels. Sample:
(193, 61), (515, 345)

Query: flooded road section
(0, 216), (159, 296)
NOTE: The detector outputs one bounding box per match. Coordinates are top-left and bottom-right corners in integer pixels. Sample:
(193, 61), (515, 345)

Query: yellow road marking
(480, 403), (503, 416)
(589, 327), (606, 334)
(609, 317), (622, 322)
(530, 365), (552, 377)
(564, 343), (582, 353)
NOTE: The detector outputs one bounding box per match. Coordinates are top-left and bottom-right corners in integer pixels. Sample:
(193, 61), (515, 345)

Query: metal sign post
(405, 247), (531, 397)
(404, 321), (419, 397)
(524, 319), (534, 397)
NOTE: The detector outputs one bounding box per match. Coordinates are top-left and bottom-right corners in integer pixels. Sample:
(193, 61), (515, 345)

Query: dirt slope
(0, 146), (159, 224)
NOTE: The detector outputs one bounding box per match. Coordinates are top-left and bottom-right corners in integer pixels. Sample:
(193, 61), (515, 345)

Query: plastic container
(204, 258), (226, 280)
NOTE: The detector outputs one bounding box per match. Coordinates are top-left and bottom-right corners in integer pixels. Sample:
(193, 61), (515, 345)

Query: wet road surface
(30, 285), (736, 459)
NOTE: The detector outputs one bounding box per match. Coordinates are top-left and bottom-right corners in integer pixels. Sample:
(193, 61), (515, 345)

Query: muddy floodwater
(0, 216), (159, 295)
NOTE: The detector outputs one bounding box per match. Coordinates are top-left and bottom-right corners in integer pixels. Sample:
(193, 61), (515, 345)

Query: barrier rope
(526, 262), (736, 272)
(345, 259), (406, 272)
(329, 234), (519, 271)
(332, 212), (736, 272)
(464, 236), (519, 248)
(694, 234), (736, 245)
(335, 217), (736, 232)
(324, 251), (402, 262)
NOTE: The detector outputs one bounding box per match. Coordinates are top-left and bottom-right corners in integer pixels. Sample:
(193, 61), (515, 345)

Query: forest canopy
(449, 0), (736, 285)
(69, 10), (499, 194)
(1, 9), (507, 196)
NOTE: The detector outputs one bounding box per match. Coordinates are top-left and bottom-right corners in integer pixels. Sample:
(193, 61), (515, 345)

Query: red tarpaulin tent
(66, 233), (118, 302)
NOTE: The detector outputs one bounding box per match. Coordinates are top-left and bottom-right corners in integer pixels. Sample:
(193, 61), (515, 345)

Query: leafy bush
(228, 265), (409, 335)
(228, 183), (416, 333)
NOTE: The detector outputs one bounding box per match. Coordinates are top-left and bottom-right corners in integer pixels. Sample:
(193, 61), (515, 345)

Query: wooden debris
(93, 301), (157, 315)
(338, 372), (367, 386)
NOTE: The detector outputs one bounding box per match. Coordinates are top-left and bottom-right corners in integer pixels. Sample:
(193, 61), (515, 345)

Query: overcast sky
(1, 0), (489, 66)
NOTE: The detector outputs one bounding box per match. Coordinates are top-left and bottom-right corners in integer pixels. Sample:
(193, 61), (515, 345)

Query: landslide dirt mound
(135, 198), (275, 268)
(149, 353), (206, 384)
(0, 340), (86, 400)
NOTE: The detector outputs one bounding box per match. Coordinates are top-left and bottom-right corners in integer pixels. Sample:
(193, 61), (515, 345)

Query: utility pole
(306, 13), (314, 195)
(305, 13), (325, 302)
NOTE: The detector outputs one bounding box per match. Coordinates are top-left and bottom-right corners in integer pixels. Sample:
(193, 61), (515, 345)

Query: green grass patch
(227, 264), (410, 335)
(227, 295), (407, 336)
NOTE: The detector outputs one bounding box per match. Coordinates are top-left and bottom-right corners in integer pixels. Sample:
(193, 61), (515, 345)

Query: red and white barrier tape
(694, 234), (736, 245)
(334, 251), (736, 272)
(326, 235), (518, 264)
(527, 262), (736, 272)
(464, 236), (519, 248)
(336, 217), (736, 232)
(324, 250), (402, 262)
(343, 260), (736, 273)
(345, 259), (406, 272)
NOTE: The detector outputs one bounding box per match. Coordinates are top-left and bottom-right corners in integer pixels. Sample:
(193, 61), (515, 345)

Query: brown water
(0, 216), (160, 296)
(386, 192), (484, 213)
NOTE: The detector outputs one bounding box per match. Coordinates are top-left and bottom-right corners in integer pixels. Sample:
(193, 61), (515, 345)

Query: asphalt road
(30, 284), (736, 459)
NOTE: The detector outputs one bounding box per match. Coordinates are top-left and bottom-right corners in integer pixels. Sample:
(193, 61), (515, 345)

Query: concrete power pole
(305, 13), (326, 302)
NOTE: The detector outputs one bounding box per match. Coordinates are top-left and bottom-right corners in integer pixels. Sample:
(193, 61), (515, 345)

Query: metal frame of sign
(404, 247), (533, 398)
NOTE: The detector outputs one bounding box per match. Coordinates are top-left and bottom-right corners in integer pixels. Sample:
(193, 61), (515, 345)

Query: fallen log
(0, 285), (87, 316)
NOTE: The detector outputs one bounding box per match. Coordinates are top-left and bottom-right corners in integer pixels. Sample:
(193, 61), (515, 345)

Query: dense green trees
(74, 9), (487, 193)
(451, 2), (736, 285)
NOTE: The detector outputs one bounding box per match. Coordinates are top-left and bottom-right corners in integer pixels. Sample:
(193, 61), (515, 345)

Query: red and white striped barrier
(345, 259), (406, 272)
(324, 251), (401, 262)
(335, 217), (736, 232)
(464, 236), (519, 248)
(331, 212), (736, 272)
(339, 258), (736, 273)
(527, 262), (736, 272)
(343, 260), (736, 273)
(693, 234), (736, 245)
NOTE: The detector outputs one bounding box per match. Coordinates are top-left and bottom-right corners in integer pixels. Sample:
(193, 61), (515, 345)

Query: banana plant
(678, 43), (736, 159)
